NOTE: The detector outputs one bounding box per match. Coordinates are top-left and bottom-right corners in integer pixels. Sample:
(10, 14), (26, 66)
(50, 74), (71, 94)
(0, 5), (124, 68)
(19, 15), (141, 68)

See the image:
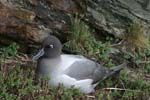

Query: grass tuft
(125, 22), (147, 51)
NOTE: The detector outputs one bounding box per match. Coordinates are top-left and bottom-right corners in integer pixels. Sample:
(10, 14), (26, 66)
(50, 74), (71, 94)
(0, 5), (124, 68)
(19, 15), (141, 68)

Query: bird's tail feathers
(104, 62), (127, 80)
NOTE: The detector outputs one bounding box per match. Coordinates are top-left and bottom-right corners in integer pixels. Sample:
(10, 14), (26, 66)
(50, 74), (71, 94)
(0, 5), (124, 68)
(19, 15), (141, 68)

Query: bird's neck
(37, 56), (62, 76)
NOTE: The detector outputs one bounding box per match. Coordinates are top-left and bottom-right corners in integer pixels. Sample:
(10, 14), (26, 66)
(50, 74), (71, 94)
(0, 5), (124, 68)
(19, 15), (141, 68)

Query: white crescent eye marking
(49, 44), (53, 48)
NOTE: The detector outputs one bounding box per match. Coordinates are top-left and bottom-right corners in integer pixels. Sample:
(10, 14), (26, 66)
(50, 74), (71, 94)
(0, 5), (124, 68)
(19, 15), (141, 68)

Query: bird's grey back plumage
(64, 60), (98, 80)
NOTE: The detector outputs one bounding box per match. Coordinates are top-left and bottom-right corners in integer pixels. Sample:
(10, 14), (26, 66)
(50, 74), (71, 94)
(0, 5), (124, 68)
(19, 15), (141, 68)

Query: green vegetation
(0, 43), (19, 58)
(0, 18), (150, 100)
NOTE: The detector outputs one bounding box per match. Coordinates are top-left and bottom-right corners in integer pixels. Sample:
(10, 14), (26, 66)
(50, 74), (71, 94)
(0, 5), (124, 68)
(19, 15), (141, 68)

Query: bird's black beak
(32, 48), (45, 61)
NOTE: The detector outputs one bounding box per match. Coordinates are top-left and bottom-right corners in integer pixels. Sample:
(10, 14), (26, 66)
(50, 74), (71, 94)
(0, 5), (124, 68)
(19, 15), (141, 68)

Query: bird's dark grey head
(32, 35), (62, 61)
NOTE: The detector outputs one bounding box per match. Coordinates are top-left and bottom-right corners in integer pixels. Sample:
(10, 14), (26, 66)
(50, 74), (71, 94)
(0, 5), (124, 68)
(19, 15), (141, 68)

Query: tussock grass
(125, 22), (147, 51)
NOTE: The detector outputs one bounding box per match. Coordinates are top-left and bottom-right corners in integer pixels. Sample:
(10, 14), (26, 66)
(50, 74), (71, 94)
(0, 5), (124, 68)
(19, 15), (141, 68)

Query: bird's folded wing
(64, 59), (99, 80)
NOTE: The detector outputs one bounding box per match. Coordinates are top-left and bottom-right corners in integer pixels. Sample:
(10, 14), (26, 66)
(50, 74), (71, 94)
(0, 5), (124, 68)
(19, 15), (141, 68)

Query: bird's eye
(45, 44), (53, 48)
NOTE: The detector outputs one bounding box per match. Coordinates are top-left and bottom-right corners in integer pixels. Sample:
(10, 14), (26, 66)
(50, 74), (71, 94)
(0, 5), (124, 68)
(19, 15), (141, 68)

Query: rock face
(82, 0), (150, 37)
(0, 0), (150, 45)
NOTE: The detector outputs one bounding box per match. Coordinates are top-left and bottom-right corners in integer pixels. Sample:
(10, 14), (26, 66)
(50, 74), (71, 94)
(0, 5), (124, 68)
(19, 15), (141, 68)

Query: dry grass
(124, 22), (147, 52)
